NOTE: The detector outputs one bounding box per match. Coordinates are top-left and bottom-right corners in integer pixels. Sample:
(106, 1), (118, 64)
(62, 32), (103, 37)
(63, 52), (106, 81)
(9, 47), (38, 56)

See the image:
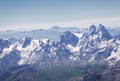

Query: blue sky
(0, 0), (120, 30)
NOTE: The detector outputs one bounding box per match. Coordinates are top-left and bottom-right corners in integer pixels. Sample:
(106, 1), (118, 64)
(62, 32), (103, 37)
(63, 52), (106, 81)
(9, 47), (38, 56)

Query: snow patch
(41, 39), (49, 43)
(74, 33), (83, 38)
(67, 44), (81, 52)
(0, 44), (15, 59)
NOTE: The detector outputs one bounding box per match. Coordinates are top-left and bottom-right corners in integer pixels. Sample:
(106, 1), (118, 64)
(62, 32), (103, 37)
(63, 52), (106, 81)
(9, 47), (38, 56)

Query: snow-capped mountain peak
(88, 24), (97, 35)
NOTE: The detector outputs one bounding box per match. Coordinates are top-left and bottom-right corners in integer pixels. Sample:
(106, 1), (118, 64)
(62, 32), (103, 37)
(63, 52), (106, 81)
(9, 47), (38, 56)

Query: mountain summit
(87, 24), (111, 40)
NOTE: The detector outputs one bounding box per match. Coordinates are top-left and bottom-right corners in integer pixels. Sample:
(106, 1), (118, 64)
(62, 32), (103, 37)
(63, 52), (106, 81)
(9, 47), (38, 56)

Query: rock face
(60, 31), (79, 46)
(0, 39), (11, 54)
(22, 37), (32, 48)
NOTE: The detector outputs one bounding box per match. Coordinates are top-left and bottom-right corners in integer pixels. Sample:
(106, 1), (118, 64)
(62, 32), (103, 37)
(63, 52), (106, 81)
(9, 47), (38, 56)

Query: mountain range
(0, 24), (120, 81)
(0, 26), (120, 40)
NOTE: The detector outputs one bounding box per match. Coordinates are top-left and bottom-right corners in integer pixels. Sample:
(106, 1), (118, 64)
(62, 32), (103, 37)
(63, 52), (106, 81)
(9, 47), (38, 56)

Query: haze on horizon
(0, 0), (120, 30)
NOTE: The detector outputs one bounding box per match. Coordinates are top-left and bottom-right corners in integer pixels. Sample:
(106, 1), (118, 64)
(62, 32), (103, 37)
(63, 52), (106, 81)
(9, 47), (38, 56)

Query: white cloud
(49, 17), (120, 28)
(0, 17), (120, 31)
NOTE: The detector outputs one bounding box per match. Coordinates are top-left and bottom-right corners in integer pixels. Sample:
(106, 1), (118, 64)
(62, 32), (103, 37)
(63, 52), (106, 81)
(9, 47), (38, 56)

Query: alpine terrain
(0, 24), (120, 81)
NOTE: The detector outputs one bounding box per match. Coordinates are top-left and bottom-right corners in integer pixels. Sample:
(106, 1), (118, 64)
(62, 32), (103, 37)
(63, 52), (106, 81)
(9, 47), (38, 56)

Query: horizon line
(0, 17), (120, 31)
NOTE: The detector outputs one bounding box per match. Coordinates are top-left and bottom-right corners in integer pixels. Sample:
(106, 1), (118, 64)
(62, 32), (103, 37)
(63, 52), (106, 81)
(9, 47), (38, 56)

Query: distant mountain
(0, 26), (85, 40)
(0, 26), (119, 40)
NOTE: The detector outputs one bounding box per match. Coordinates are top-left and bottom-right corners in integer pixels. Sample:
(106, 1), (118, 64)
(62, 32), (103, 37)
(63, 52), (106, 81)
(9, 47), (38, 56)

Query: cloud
(0, 17), (120, 31)
(48, 17), (120, 28)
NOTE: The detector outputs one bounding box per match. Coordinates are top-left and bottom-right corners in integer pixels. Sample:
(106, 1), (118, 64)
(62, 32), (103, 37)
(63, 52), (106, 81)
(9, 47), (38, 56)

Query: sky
(0, 0), (120, 30)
